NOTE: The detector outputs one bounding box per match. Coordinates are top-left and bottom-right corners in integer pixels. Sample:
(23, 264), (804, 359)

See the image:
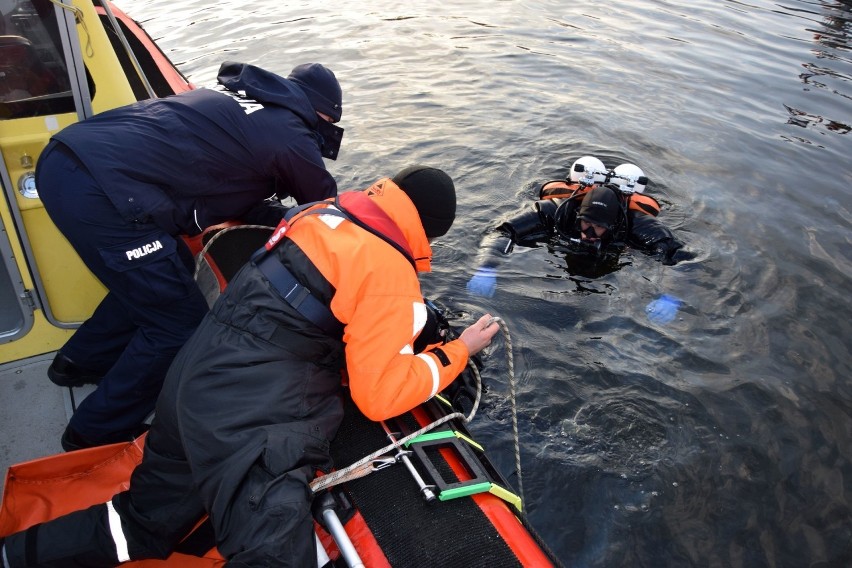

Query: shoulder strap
(248, 199), (345, 337)
(628, 193), (662, 217)
(334, 192), (416, 269)
(254, 253), (344, 337)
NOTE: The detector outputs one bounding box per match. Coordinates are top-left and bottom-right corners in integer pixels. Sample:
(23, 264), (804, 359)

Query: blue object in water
(467, 267), (497, 298)
(646, 294), (680, 324)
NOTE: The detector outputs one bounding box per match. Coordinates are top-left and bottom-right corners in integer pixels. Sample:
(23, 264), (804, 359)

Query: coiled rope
(311, 317), (524, 505)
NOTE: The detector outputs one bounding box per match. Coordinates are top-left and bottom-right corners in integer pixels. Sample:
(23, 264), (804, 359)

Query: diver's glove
(466, 267), (497, 298)
(650, 237), (695, 266)
(646, 294), (681, 324)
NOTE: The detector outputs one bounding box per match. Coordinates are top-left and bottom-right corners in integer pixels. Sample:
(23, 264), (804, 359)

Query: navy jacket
(51, 62), (336, 235)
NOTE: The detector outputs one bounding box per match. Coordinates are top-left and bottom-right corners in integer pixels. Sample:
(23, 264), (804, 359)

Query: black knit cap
(392, 166), (456, 238)
(577, 186), (619, 230)
(287, 63), (343, 122)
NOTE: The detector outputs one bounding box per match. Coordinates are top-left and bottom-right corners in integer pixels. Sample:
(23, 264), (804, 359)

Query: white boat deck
(0, 353), (95, 495)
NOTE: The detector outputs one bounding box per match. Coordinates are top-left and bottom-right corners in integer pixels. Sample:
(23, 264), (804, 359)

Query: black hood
(577, 185), (620, 230)
(217, 61), (317, 126)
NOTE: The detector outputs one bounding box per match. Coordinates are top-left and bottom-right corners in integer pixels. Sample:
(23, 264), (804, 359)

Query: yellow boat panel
(1, 117), (106, 325)
(23, 206), (107, 323)
(0, 0), (191, 362)
(0, 313), (73, 363)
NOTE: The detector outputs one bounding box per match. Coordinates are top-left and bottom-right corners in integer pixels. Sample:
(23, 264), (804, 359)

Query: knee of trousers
(2, 498), (185, 567)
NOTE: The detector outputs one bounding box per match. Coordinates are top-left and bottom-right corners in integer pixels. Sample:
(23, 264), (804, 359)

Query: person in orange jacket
(0, 166), (499, 568)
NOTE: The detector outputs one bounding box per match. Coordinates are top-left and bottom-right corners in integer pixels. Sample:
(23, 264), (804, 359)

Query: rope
(312, 319), (525, 506)
(49, 0), (93, 57)
(310, 360), (484, 493)
(498, 317), (524, 503)
(311, 405), (467, 493)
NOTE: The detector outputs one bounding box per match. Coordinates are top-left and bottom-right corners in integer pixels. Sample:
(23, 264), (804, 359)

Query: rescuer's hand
(459, 314), (500, 356)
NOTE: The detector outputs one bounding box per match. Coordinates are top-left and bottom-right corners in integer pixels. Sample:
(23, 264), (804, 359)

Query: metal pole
(99, 0), (157, 98)
(381, 421), (437, 502)
(321, 508), (365, 568)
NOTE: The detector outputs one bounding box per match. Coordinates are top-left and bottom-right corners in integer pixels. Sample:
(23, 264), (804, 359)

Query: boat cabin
(0, 0), (190, 364)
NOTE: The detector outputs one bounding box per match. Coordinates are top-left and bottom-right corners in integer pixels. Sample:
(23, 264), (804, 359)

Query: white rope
(312, 320), (525, 506)
(499, 317), (523, 502)
(310, 360), (483, 494)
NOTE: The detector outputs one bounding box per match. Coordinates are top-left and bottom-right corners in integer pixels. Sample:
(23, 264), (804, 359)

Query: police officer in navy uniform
(36, 60), (345, 451)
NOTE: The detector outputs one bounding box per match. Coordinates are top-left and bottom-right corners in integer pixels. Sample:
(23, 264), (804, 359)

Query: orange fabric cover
(0, 435), (225, 566)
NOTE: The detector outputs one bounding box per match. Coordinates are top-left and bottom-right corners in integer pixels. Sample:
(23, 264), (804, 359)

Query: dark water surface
(117, 1), (851, 566)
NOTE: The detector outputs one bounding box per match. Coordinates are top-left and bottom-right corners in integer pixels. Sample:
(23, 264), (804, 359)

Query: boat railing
(95, 0), (156, 99)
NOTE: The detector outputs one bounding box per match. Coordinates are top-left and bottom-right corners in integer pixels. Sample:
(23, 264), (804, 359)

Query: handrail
(97, 0), (157, 99)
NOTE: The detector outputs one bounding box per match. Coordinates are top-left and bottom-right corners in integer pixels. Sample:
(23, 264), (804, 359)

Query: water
(115, 1), (852, 566)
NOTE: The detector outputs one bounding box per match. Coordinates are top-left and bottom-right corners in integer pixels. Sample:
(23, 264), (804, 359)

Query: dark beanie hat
(287, 63), (342, 122)
(577, 186), (619, 230)
(392, 166), (456, 238)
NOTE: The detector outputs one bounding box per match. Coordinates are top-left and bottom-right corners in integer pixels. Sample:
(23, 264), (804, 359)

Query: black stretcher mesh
(329, 396), (523, 568)
(203, 227), (273, 282)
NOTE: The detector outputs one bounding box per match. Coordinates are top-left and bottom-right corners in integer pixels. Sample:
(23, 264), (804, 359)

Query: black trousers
(36, 141), (209, 444)
(3, 315), (343, 567)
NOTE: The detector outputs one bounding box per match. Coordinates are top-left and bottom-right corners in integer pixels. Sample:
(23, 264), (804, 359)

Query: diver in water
(466, 156), (689, 297)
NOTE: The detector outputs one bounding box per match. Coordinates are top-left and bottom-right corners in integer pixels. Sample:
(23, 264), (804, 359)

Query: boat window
(0, 0), (83, 119)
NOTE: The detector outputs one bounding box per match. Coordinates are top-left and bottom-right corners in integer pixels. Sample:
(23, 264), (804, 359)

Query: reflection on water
(118, 0), (851, 565)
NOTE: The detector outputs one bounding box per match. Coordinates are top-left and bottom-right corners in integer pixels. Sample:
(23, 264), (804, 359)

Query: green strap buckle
(406, 430), (485, 452)
(404, 424), (522, 510)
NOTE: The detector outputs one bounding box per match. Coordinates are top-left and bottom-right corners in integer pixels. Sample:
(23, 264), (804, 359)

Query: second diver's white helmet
(569, 156), (607, 184)
(612, 163), (647, 193)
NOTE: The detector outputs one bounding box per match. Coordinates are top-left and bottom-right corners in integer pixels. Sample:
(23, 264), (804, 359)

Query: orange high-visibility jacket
(284, 178), (469, 421)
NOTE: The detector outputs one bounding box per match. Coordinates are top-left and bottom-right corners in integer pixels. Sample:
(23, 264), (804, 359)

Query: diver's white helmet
(612, 163), (647, 193)
(570, 156), (607, 184)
